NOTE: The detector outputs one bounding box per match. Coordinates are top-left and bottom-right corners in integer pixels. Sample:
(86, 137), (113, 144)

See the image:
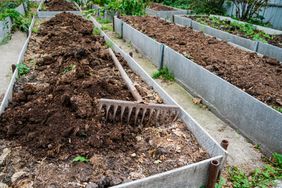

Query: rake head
(98, 98), (180, 126)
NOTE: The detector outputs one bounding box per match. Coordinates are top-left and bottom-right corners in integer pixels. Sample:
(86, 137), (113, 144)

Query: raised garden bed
(146, 3), (189, 21)
(114, 16), (282, 155)
(37, 0), (80, 18)
(0, 13), (226, 187)
(174, 15), (282, 62)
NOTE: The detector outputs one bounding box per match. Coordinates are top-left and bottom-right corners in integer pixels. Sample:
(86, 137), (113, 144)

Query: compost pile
(149, 3), (174, 11)
(123, 16), (282, 109)
(0, 13), (208, 187)
(45, 0), (78, 11)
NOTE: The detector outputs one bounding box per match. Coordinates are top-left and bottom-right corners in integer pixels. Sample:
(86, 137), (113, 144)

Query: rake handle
(109, 48), (143, 103)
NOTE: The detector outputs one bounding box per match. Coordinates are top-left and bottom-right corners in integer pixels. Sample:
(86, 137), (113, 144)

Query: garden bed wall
(0, 15), (36, 113)
(0, 17), (12, 43)
(92, 4), (114, 21)
(174, 15), (282, 62)
(88, 16), (227, 187)
(145, 7), (189, 21)
(114, 16), (282, 155)
(0, 3), (28, 42)
(37, 0), (81, 18)
(0, 13), (227, 188)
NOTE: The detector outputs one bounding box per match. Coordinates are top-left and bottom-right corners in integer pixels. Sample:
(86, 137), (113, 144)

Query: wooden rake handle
(108, 48), (143, 103)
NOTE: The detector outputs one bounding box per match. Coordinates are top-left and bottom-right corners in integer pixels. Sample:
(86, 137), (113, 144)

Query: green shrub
(152, 67), (174, 81)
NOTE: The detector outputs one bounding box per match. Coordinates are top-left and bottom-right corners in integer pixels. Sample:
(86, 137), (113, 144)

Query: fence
(225, 0), (282, 30)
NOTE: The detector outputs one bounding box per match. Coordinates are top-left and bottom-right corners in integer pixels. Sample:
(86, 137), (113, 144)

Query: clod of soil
(122, 16), (282, 109)
(45, 0), (78, 11)
(149, 3), (175, 11)
(0, 13), (209, 187)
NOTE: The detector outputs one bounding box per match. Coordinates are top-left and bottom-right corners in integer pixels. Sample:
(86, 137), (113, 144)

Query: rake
(98, 49), (180, 125)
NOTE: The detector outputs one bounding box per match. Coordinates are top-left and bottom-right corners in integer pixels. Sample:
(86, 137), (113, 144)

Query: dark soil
(122, 16), (282, 109)
(271, 35), (282, 48)
(45, 0), (78, 11)
(0, 13), (208, 187)
(189, 16), (282, 48)
(149, 3), (175, 11)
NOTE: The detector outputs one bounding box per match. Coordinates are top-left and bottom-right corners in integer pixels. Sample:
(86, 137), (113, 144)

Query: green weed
(273, 106), (282, 113)
(152, 67), (174, 81)
(105, 40), (113, 48)
(16, 63), (30, 76)
(72, 155), (89, 163)
(96, 17), (111, 24)
(63, 64), (76, 74)
(101, 24), (112, 31)
(32, 27), (39, 33)
(93, 27), (101, 35)
(228, 153), (282, 188)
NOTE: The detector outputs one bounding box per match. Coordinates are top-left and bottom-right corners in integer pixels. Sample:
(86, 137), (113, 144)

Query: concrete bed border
(145, 6), (190, 22)
(114, 16), (282, 155)
(90, 16), (227, 188)
(37, 0), (81, 18)
(174, 15), (282, 62)
(0, 12), (227, 187)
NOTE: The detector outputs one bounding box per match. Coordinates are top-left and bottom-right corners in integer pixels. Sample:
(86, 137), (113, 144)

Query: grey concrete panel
(174, 15), (192, 27)
(114, 17), (122, 36)
(122, 22), (163, 68)
(257, 42), (282, 62)
(146, 8), (188, 21)
(0, 17), (12, 42)
(37, 11), (81, 18)
(191, 20), (258, 51)
(113, 157), (222, 188)
(0, 16), (36, 113)
(15, 4), (26, 15)
(163, 46), (282, 154)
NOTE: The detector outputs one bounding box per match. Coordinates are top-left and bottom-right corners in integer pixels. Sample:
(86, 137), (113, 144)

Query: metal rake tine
(98, 103), (103, 111)
(120, 106), (126, 122)
(140, 108), (147, 126)
(127, 107), (133, 123)
(112, 105), (119, 121)
(147, 108), (154, 124)
(173, 110), (180, 122)
(134, 107), (140, 125)
(105, 104), (111, 121)
(155, 109), (160, 121)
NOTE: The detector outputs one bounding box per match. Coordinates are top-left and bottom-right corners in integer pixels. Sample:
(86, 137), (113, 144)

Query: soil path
(0, 32), (27, 102)
(105, 30), (265, 174)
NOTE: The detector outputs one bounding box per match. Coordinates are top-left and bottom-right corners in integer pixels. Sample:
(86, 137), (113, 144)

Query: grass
(217, 153), (282, 188)
(152, 67), (174, 81)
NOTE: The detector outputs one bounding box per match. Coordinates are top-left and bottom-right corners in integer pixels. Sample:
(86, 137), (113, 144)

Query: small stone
(192, 97), (202, 105)
(154, 160), (162, 164)
(131, 153), (137, 157)
(136, 136), (142, 141)
(86, 182), (98, 188)
(0, 148), (11, 165)
(11, 171), (26, 183)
